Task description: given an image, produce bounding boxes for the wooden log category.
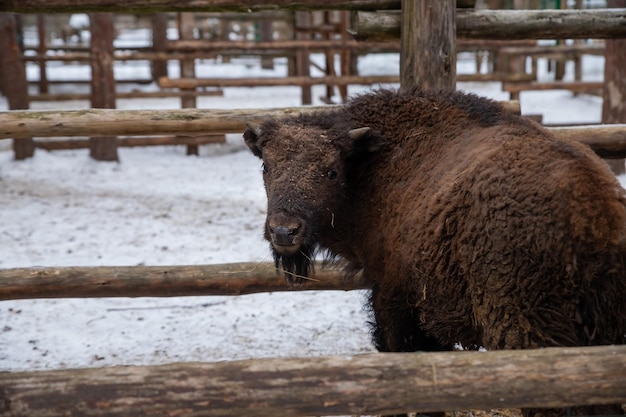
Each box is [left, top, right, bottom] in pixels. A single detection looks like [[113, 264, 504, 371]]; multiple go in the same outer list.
[[89, 12, 118, 162], [552, 125, 626, 159], [28, 89, 224, 102], [0, 13, 34, 160], [400, 0, 456, 90], [0, 262, 363, 301], [0, 0, 402, 13], [169, 39, 395, 52], [498, 43, 605, 57], [602, 0, 626, 174], [1, 346, 625, 417], [150, 13, 168, 81], [354, 9, 626, 41], [0, 102, 524, 140], [502, 81, 604, 94], [159, 74, 534, 89], [33, 135, 227, 150], [158, 75, 401, 88]]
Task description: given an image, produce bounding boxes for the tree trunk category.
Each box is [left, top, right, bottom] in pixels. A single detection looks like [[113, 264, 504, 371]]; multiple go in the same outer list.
[[89, 13, 118, 161], [602, 0, 626, 175], [0, 12, 34, 160], [400, 0, 456, 91]]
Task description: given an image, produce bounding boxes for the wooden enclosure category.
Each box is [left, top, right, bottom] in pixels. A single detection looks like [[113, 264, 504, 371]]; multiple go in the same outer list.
[[1, 1, 626, 416]]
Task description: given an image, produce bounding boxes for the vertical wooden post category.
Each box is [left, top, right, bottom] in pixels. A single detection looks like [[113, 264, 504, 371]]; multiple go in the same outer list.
[[176, 13, 224, 154], [294, 11, 312, 105], [338, 11, 351, 103], [0, 12, 34, 160], [602, 0, 626, 175], [36, 15, 48, 94], [258, 12, 274, 70], [151, 13, 169, 82], [400, 0, 456, 91], [177, 12, 199, 156], [322, 11, 337, 104], [89, 13, 118, 161]]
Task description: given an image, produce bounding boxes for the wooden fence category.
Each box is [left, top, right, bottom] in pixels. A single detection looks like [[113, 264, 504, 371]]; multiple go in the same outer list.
[[1, 2, 626, 416]]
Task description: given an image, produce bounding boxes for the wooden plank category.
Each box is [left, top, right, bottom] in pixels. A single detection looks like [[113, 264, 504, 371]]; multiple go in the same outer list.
[[354, 8, 626, 41], [0, 0, 402, 13], [0, 262, 361, 300], [400, 0, 456, 90], [0, 103, 525, 140], [1, 346, 625, 417]]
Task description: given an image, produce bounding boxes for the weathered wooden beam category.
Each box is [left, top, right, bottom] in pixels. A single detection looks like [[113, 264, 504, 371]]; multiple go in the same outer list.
[[354, 8, 626, 41], [0, 262, 363, 301], [552, 124, 626, 158], [502, 81, 604, 94], [158, 74, 534, 90], [400, 0, 456, 90], [0, 103, 522, 140], [1, 346, 625, 417], [33, 135, 226, 150], [158, 75, 401, 88], [0, 0, 401, 13], [28, 89, 223, 102]]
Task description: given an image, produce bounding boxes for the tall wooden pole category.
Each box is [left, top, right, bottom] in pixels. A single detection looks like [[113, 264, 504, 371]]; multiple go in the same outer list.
[[89, 13, 119, 161], [0, 12, 34, 160], [150, 13, 169, 81], [602, 0, 626, 174], [400, 0, 456, 91]]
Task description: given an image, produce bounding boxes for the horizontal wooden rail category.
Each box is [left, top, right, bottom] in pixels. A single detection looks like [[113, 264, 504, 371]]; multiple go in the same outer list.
[[28, 89, 224, 102], [1, 346, 625, 417], [33, 135, 226, 150], [0, 102, 522, 139], [1, 0, 402, 13], [158, 73, 534, 89], [5, 109, 626, 157], [0, 262, 365, 301], [503, 81, 604, 94], [354, 8, 626, 41], [498, 43, 605, 57]]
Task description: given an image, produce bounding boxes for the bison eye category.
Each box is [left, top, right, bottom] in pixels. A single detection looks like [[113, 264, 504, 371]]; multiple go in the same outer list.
[[262, 163, 269, 175], [326, 169, 338, 180]]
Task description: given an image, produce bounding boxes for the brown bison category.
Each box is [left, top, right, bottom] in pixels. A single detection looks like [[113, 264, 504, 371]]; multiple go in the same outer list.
[[244, 88, 626, 417]]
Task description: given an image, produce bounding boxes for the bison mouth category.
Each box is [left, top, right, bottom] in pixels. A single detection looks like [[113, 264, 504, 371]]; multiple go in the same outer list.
[[266, 214, 316, 284]]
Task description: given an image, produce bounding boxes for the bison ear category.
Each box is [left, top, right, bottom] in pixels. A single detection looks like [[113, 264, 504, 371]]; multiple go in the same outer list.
[[244, 121, 264, 158], [346, 126, 385, 155]]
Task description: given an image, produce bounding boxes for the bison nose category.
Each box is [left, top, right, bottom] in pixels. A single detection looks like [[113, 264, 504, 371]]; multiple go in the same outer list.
[[270, 224, 300, 246]]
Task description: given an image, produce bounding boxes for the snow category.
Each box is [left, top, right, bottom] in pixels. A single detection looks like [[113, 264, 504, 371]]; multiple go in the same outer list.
[[0, 36, 619, 373]]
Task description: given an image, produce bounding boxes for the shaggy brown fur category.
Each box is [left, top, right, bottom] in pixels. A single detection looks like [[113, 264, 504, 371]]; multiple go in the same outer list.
[[244, 88, 626, 417]]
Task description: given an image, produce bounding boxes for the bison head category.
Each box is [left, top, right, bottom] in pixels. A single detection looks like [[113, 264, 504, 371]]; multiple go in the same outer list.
[[244, 117, 383, 284]]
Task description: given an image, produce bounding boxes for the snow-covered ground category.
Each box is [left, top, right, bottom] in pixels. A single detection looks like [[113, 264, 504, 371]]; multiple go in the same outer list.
[[0, 27, 617, 372]]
